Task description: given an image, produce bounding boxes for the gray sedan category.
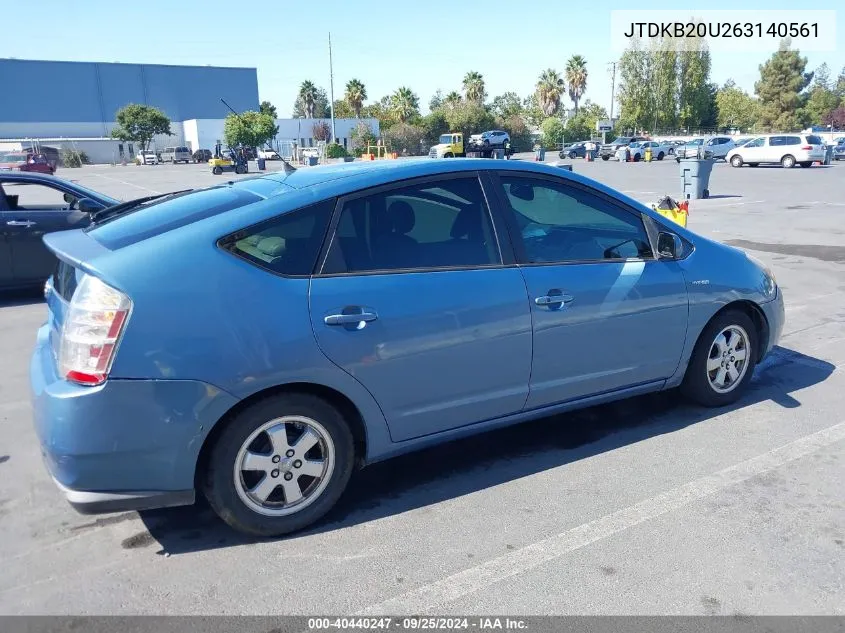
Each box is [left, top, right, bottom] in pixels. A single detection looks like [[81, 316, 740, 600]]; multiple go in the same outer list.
[[0, 172, 118, 290]]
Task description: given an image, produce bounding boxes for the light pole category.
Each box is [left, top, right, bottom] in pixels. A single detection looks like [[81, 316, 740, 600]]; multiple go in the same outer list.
[[328, 33, 337, 144]]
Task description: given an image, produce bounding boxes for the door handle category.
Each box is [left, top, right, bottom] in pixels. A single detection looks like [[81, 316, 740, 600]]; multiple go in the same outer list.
[[6, 220, 36, 227], [324, 307, 379, 328], [535, 292, 575, 307]]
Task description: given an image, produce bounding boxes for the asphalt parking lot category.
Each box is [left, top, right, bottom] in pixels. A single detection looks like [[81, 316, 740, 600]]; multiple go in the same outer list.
[[1, 157, 844, 615]]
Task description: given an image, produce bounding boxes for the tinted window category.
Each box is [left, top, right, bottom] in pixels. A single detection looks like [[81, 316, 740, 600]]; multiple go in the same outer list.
[[224, 198, 334, 276], [499, 176, 653, 263], [745, 138, 765, 148], [87, 186, 262, 250], [322, 177, 499, 274], [784, 136, 801, 145], [806, 135, 823, 145], [769, 136, 786, 146]]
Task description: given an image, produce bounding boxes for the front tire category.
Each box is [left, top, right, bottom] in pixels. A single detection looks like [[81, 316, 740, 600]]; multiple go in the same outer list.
[[730, 155, 743, 168], [601, 155, 609, 161], [203, 393, 355, 537], [681, 310, 758, 407], [212, 166, 223, 175], [657, 152, 665, 161]]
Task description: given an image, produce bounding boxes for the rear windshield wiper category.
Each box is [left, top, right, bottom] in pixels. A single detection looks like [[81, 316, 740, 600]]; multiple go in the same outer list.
[[89, 189, 193, 224]]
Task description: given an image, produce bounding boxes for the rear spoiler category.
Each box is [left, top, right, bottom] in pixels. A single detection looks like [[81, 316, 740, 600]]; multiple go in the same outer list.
[[42, 229, 113, 279]]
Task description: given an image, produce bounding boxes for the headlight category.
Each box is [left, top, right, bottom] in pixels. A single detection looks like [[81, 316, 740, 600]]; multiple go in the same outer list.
[[747, 254, 777, 298]]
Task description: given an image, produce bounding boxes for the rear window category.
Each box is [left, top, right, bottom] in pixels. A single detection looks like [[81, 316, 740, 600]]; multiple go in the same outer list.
[[178, 147, 189, 152], [806, 135, 823, 145], [86, 186, 262, 250]]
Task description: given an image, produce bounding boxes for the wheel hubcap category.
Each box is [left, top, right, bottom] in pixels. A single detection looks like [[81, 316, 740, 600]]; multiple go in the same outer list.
[[233, 416, 335, 517], [706, 325, 751, 394]]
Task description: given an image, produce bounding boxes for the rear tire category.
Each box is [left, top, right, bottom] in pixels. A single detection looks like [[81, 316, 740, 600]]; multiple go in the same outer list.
[[781, 154, 796, 169], [203, 393, 355, 537], [569, 151, 577, 159], [681, 310, 758, 407], [657, 152, 665, 160], [601, 155, 609, 161], [444, 152, 453, 158], [212, 166, 223, 175], [730, 155, 743, 168]]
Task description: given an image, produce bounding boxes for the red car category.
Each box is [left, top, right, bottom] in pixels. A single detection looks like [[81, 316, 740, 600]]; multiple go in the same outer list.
[[0, 151, 55, 174]]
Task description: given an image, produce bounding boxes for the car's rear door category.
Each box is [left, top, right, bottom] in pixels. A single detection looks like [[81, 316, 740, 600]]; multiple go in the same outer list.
[[490, 171, 689, 409], [309, 173, 533, 442], [0, 179, 90, 284]]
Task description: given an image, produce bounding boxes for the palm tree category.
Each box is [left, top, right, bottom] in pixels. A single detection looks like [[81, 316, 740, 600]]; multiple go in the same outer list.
[[298, 80, 318, 118], [462, 71, 486, 104], [565, 55, 588, 114], [390, 87, 420, 123], [536, 69, 565, 117], [444, 91, 462, 107], [345, 79, 367, 118]]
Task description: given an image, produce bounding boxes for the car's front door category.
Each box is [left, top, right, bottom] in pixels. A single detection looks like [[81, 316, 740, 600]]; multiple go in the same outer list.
[[309, 173, 533, 442], [0, 180, 90, 284], [492, 173, 689, 410], [740, 137, 766, 162]]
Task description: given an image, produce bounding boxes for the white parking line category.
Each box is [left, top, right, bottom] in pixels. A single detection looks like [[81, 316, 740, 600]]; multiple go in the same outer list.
[[356, 421, 845, 615], [89, 173, 161, 194]]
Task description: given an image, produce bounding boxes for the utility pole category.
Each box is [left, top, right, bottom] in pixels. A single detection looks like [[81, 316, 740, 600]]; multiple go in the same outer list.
[[608, 62, 617, 124], [329, 33, 336, 144]]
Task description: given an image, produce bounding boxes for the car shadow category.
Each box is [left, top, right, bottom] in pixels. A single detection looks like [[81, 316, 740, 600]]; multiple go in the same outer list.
[[703, 194, 742, 200], [0, 287, 44, 307], [138, 345, 835, 555]]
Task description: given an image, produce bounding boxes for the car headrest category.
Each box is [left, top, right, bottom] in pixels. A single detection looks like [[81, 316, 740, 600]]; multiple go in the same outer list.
[[450, 207, 481, 240], [388, 200, 415, 234], [257, 236, 285, 256]]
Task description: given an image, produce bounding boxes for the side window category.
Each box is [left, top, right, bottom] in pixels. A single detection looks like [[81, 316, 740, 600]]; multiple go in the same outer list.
[[807, 135, 823, 145], [1, 182, 72, 210], [224, 198, 334, 276], [785, 136, 801, 146], [746, 138, 765, 148], [322, 177, 500, 274], [769, 136, 785, 146], [499, 176, 653, 264]]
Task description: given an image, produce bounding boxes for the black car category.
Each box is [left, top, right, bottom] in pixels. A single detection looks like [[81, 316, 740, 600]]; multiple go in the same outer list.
[[559, 142, 588, 159], [193, 149, 213, 163], [0, 172, 118, 290]]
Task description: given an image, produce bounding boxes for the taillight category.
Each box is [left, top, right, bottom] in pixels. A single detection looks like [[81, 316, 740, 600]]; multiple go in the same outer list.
[[801, 145, 812, 150], [58, 274, 131, 386]]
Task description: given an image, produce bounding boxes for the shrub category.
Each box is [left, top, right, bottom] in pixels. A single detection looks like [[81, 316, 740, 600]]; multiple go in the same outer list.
[[350, 121, 378, 156], [384, 123, 426, 156], [325, 143, 348, 159], [499, 115, 533, 152], [61, 149, 89, 168], [312, 121, 332, 143], [540, 117, 566, 150]]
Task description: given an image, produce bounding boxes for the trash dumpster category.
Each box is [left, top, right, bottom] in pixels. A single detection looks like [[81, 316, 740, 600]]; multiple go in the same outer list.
[[257, 157, 266, 171], [306, 156, 318, 167], [679, 158, 714, 200]]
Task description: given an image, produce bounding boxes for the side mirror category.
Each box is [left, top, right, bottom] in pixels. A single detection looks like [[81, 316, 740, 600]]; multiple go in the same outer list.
[[77, 198, 104, 213], [657, 232, 682, 259]]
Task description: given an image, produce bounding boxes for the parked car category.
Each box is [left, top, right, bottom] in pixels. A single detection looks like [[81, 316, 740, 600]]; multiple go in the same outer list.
[[30, 159, 785, 537], [137, 150, 158, 165], [675, 138, 705, 160], [0, 172, 118, 289], [0, 151, 55, 175], [559, 142, 589, 159], [627, 140, 673, 161], [833, 141, 845, 161], [726, 134, 826, 168], [258, 148, 282, 160], [160, 146, 193, 164], [600, 136, 648, 160], [193, 149, 213, 163]]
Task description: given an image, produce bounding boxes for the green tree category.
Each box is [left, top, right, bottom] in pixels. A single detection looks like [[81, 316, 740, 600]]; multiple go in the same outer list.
[[429, 90, 444, 112], [344, 79, 367, 118], [259, 100, 278, 119], [223, 111, 279, 149], [293, 82, 330, 118], [350, 121, 378, 156], [362, 95, 398, 130], [540, 117, 566, 149], [835, 66, 845, 101], [755, 39, 813, 132], [110, 104, 172, 152], [384, 122, 427, 155], [650, 43, 678, 132], [803, 63, 841, 126], [715, 80, 760, 132], [442, 101, 496, 141], [522, 93, 546, 128], [536, 68, 565, 117], [390, 87, 421, 123], [420, 110, 450, 146], [677, 35, 712, 130], [564, 100, 609, 141], [617, 39, 651, 133], [498, 114, 533, 152], [332, 99, 354, 118], [462, 71, 486, 104], [565, 55, 588, 113], [443, 91, 463, 107], [491, 92, 524, 119]]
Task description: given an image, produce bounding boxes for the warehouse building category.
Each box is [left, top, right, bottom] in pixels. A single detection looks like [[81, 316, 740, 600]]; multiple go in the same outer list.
[[0, 58, 378, 164]]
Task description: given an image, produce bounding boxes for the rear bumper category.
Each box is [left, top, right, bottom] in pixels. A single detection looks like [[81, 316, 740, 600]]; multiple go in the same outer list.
[[30, 324, 238, 514]]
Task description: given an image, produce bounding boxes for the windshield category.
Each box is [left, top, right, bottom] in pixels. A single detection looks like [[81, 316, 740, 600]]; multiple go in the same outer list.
[[686, 139, 704, 146], [0, 153, 27, 163], [439, 135, 453, 144], [629, 142, 642, 148], [611, 137, 629, 144]]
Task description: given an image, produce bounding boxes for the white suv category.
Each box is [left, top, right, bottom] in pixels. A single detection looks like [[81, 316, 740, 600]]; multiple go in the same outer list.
[[727, 134, 825, 168]]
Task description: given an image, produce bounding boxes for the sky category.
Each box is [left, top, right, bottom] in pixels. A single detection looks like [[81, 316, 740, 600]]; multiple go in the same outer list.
[[3, 0, 844, 119]]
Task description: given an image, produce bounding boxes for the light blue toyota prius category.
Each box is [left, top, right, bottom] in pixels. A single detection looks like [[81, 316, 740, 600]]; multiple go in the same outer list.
[[31, 158, 784, 536]]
